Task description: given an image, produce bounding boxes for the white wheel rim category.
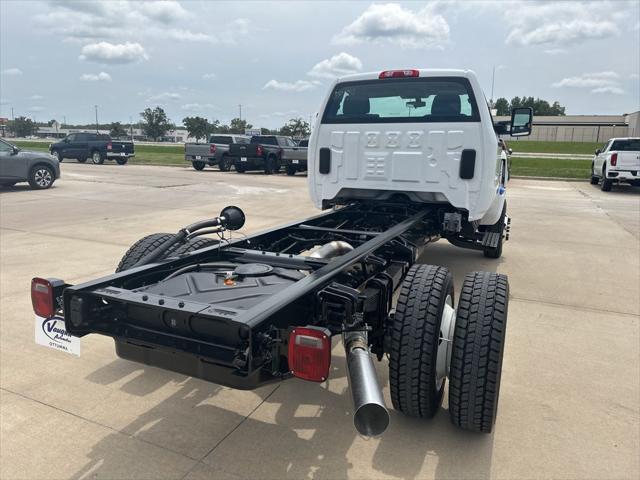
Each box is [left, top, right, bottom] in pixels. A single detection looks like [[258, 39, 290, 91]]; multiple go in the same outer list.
[[34, 169, 52, 187], [436, 294, 456, 389], [93, 153, 100, 163]]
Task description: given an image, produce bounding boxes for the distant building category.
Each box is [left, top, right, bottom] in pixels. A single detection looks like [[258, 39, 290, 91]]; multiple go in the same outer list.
[[496, 111, 639, 142]]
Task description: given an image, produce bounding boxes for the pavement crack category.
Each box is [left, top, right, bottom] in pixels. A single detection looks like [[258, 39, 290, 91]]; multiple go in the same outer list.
[[0, 387, 199, 462], [510, 295, 639, 318], [179, 384, 282, 480]]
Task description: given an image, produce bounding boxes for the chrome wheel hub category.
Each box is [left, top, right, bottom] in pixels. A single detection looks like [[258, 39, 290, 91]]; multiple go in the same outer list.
[[34, 169, 52, 187], [436, 294, 456, 388]]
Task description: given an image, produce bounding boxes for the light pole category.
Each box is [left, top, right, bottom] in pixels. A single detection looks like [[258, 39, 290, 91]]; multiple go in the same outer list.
[[94, 105, 99, 132], [238, 104, 242, 121]]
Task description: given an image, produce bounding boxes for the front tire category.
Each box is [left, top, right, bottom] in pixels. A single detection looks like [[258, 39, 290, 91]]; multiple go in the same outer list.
[[218, 155, 231, 171], [192, 161, 206, 171], [483, 202, 506, 259], [116, 158, 128, 165], [28, 165, 55, 189], [590, 163, 599, 184], [265, 155, 277, 174], [286, 165, 297, 176], [77, 157, 87, 163], [390, 264, 454, 418], [449, 272, 509, 433], [91, 150, 104, 165]]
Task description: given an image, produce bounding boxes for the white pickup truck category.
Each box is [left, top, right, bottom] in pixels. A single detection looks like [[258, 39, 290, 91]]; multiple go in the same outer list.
[[591, 137, 640, 191], [308, 68, 532, 258]]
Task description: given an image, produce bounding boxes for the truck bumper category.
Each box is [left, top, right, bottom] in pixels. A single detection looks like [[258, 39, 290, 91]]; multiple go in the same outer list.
[[186, 155, 216, 164], [107, 154, 135, 160], [284, 159, 308, 170], [233, 157, 265, 169], [608, 169, 639, 182]]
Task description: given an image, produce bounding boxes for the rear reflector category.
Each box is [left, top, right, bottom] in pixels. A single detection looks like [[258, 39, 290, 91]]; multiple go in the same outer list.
[[379, 69, 419, 79], [31, 277, 56, 318], [288, 326, 331, 382], [210, 144, 216, 154], [611, 153, 618, 166]]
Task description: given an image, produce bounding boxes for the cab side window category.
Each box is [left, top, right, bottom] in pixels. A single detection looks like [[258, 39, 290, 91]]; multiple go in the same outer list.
[[0, 140, 13, 153]]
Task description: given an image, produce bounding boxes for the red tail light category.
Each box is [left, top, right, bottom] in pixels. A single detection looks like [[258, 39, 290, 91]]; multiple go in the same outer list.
[[209, 144, 216, 154], [107, 142, 113, 151], [610, 153, 617, 166], [288, 327, 331, 382], [31, 278, 56, 318], [379, 69, 419, 79], [255, 145, 263, 156]]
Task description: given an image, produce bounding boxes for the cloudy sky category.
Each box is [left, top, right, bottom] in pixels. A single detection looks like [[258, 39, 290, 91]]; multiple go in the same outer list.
[[1, 0, 638, 128]]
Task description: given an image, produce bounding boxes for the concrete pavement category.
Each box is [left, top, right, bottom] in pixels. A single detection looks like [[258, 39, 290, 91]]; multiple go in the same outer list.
[[1, 164, 638, 479]]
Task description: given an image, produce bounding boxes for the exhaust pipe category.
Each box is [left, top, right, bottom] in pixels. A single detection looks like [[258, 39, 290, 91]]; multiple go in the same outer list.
[[344, 332, 390, 437]]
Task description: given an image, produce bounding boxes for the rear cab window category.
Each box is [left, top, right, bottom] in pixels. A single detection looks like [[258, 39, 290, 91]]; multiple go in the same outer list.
[[210, 136, 233, 145], [611, 139, 640, 151], [321, 77, 480, 124]]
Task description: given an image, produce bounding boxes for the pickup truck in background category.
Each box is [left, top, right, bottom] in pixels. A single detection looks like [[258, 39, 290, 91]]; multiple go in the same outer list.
[[228, 135, 306, 174], [591, 137, 640, 191], [49, 133, 134, 165], [283, 138, 308, 176], [184, 134, 250, 171]]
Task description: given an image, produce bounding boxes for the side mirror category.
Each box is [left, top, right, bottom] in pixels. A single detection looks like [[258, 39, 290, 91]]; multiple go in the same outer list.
[[508, 148, 513, 155], [595, 149, 601, 155], [11, 146, 19, 155], [510, 107, 533, 137]]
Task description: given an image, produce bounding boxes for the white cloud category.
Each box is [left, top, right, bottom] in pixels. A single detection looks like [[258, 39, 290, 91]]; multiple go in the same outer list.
[[29, 106, 45, 112], [80, 72, 112, 82], [167, 29, 214, 42], [334, 3, 449, 49], [504, 2, 618, 46], [181, 103, 217, 111], [147, 92, 182, 102], [308, 52, 362, 79], [263, 80, 317, 92], [553, 71, 626, 95], [30, 94, 44, 100], [202, 73, 217, 80], [79, 42, 148, 64], [592, 86, 625, 95], [135, 1, 190, 24], [553, 72, 619, 88], [2, 68, 22, 76]]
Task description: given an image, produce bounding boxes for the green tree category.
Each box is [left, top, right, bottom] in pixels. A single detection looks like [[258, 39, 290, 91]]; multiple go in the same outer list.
[[229, 117, 253, 134], [182, 116, 211, 142], [279, 117, 310, 138], [109, 121, 127, 138], [494, 98, 510, 116], [140, 106, 171, 141], [508, 97, 565, 116], [8, 116, 37, 137]]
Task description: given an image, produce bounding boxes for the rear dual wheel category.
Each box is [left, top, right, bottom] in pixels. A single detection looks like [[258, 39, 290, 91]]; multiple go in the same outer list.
[[390, 265, 509, 433]]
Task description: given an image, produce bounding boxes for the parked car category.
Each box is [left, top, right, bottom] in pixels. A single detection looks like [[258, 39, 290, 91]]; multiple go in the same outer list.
[[49, 133, 134, 165], [227, 135, 306, 174], [185, 134, 250, 171], [591, 137, 640, 191], [283, 139, 308, 175], [0, 138, 60, 189]]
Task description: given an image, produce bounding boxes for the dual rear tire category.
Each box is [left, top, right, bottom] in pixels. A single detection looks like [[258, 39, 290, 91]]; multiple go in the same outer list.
[[389, 264, 509, 433]]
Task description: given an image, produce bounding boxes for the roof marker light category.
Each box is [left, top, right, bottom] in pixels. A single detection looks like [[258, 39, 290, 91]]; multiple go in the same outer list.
[[379, 69, 420, 79]]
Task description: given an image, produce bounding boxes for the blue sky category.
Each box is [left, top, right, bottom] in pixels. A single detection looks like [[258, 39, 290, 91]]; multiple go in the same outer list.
[[1, 1, 638, 129]]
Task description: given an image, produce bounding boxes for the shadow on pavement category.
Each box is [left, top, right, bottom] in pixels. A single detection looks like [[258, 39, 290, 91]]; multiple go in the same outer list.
[[71, 241, 500, 479]]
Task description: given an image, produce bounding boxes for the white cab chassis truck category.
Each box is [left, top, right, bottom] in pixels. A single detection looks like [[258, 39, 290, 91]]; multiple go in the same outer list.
[[309, 68, 532, 258], [33, 69, 533, 439]]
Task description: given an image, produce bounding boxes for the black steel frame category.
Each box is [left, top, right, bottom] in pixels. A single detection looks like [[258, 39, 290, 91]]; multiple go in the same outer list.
[[61, 201, 444, 389]]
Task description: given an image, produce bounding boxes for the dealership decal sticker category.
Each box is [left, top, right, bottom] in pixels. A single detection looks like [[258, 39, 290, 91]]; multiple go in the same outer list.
[[35, 315, 80, 356]]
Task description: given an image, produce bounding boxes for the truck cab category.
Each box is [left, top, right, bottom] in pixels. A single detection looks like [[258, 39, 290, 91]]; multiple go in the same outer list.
[[308, 69, 531, 228]]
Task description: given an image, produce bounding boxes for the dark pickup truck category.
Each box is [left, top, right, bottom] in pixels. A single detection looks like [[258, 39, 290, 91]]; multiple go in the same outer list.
[[228, 135, 306, 174], [49, 133, 135, 165]]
